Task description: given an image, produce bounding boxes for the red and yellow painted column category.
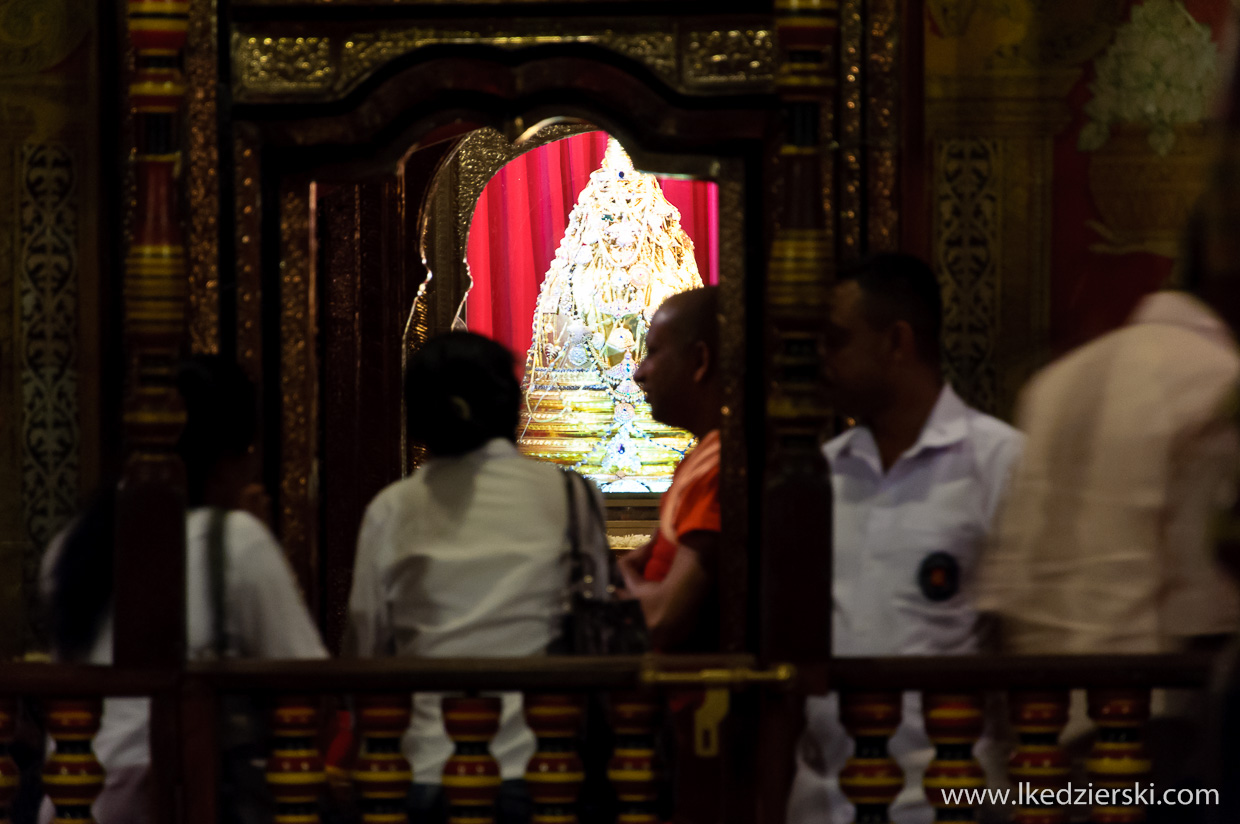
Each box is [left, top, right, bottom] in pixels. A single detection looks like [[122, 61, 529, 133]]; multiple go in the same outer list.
[[267, 696, 327, 823], [42, 700, 105, 824], [923, 692, 986, 821], [442, 696, 503, 824], [1010, 691, 1070, 824], [353, 694, 413, 824], [608, 693, 661, 824], [838, 691, 903, 823], [113, 0, 190, 668], [523, 694, 585, 824], [1087, 690, 1151, 824]]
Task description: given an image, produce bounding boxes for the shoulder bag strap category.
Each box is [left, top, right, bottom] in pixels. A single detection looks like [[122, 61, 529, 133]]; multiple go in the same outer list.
[[564, 470, 610, 596], [562, 470, 586, 591], [207, 507, 228, 659]]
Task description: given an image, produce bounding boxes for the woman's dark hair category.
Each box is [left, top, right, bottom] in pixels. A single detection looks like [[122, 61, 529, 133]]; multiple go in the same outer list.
[[406, 332, 521, 457], [176, 355, 257, 506], [48, 357, 256, 658], [47, 486, 115, 660]]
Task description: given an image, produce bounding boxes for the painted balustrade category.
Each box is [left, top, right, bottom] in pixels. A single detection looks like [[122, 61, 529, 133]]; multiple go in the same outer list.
[[524, 694, 586, 824], [1009, 691, 1071, 824], [839, 691, 903, 824], [354, 694, 414, 824], [267, 695, 327, 824], [1087, 689, 1152, 824], [43, 699, 104, 824], [922, 692, 985, 822], [442, 696, 504, 824], [827, 686, 1162, 824], [607, 692, 661, 824]]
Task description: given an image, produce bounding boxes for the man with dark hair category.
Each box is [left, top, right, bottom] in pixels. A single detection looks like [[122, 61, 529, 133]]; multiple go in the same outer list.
[[620, 286, 722, 652], [788, 254, 1023, 824]]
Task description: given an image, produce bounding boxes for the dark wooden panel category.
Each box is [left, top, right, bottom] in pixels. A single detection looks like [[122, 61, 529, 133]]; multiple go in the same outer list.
[[317, 139, 455, 653]]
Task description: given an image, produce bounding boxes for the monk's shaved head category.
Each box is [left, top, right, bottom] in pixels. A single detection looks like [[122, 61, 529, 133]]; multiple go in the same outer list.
[[653, 286, 719, 363], [635, 285, 723, 436]]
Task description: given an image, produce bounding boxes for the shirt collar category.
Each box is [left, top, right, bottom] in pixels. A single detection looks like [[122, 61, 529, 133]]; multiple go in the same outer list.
[[1128, 291, 1236, 349], [825, 384, 970, 468], [425, 437, 518, 465]]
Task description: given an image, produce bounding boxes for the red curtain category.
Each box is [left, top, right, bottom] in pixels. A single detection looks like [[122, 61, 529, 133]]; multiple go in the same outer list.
[[465, 131, 719, 366]]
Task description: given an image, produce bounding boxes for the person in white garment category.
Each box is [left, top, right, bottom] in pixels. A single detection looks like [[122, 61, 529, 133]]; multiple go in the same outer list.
[[977, 234, 1240, 653], [40, 356, 327, 824], [977, 197, 1240, 824], [786, 254, 1024, 824], [344, 331, 611, 824]]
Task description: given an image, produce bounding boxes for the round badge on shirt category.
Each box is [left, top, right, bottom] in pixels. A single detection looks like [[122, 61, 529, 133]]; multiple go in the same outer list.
[[917, 551, 960, 602]]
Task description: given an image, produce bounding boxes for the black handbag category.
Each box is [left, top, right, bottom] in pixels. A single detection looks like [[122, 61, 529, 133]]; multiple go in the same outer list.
[[551, 470, 650, 656], [207, 509, 275, 824]]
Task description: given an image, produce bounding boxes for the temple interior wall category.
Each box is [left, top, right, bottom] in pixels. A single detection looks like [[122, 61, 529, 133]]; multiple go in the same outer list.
[[0, 0, 1230, 656]]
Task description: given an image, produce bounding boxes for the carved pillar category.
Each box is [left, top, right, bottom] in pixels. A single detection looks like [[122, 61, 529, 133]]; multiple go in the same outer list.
[[838, 692, 903, 824], [42, 699, 104, 823], [353, 694, 413, 824], [763, 0, 838, 662], [523, 694, 585, 824], [1087, 689, 1151, 824], [113, 0, 189, 668], [441, 696, 502, 824], [267, 696, 326, 823], [922, 692, 985, 821], [1009, 691, 1070, 824]]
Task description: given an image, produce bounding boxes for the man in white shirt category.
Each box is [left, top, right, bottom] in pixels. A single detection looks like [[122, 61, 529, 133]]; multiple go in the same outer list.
[[787, 254, 1023, 824]]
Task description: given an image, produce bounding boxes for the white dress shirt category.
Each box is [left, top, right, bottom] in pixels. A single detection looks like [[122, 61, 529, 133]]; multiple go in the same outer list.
[[345, 438, 610, 783], [40, 509, 326, 782], [788, 384, 1024, 824], [978, 291, 1240, 653]]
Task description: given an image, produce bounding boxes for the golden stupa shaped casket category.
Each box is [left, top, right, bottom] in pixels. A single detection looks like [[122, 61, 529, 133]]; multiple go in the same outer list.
[[518, 138, 701, 492]]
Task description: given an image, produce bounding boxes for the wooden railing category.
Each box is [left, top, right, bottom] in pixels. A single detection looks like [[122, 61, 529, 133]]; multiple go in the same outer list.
[[0, 653, 1220, 824]]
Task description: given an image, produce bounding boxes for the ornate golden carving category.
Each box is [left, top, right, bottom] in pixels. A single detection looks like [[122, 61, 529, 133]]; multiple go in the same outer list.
[[234, 126, 263, 381], [608, 32, 676, 81], [0, 0, 90, 76], [234, 34, 335, 94], [233, 22, 776, 102], [934, 138, 1002, 414], [335, 28, 675, 97], [838, 0, 864, 261], [926, 0, 1089, 417], [683, 29, 776, 86], [866, 0, 900, 253], [187, 0, 220, 355], [278, 181, 318, 599]]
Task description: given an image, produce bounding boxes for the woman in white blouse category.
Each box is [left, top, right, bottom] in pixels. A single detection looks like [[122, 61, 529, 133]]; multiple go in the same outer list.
[[41, 356, 326, 824], [345, 332, 610, 824]]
